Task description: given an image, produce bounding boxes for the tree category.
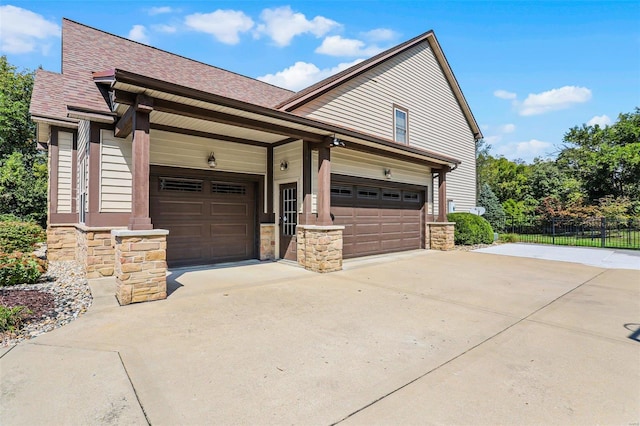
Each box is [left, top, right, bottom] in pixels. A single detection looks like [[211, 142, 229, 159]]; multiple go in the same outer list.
[[478, 183, 505, 230], [0, 152, 47, 226], [0, 56, 36, 160], [558, 108, 640, 202]]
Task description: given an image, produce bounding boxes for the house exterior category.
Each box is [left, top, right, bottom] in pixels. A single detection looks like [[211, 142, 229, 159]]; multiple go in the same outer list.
[[30, 19, 482, 304]]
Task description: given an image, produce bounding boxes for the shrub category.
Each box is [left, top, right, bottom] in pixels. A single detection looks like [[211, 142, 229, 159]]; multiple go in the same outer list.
[[0, 220, 45, 253], [500, 233, 519, 243], [0, 252, 42, 286], [447, 212, 494, 245], [0, 305, 31, 333]]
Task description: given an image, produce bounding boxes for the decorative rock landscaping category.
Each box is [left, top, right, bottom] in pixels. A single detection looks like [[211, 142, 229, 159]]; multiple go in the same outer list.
[[0, 260, 92, 347]]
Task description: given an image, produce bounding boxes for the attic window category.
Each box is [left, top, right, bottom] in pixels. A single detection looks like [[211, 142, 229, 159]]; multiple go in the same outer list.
[[394, 106, 408, 144]]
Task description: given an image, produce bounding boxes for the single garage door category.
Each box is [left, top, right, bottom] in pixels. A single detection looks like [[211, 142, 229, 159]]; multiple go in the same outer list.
[[331, 180, 424, 258], [150, 167, 256, 267]]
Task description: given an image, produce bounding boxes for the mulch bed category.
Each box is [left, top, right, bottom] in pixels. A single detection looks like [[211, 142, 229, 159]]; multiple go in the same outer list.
[[0, 289, 55, 322]]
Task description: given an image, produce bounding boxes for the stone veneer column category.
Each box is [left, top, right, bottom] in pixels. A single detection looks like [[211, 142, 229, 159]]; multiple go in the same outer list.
[[296, 225, 344, 273], [46, 225, 77, 261], [259, 224, 276, 260], [111, 229, 169, 305], [76, 225, 124, 278], [426, 222, 455, 251]]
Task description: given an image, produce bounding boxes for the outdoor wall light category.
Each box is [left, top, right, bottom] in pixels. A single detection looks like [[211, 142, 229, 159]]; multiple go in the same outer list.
[[329, 134, 346, 148], [207, 152, 217, 168], [280, 160, 289, 171], [384, 168, 392, 179]]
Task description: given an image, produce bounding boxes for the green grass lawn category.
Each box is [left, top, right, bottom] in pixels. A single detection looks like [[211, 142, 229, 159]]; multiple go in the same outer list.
[[501, 231, 640, 250]]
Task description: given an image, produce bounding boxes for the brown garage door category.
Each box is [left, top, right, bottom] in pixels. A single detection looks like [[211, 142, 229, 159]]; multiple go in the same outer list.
[[331, 180, 424, 259], [150, 167, 256, 267]]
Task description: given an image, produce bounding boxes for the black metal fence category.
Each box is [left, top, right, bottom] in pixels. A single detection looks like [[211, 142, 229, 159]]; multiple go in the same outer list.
[[497, 216, 640, 250]]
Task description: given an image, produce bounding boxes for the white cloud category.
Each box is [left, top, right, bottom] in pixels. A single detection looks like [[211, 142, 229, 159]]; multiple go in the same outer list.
[[519, 86, 592, 116], [0, 5, 60, 54], [499, 123, 516, 133], [315, 35, 383, 57], [185, 10, 254, 45], [484, 135, 502, 144], [152, 24, 177, 34], [497, 139, 553, 162], [587, 114, 611, 127], [494, 89, 517, 100], [127, 25, 150, 44], [148, 6, 173, 15], [257, 59, 363, 91], [255, 6, 339, 46], [361, 28, 397, 42]]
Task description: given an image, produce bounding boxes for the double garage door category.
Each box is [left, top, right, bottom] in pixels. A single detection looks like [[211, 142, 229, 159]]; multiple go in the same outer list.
[[331, 179, 425, 259], [150, 167, 256, 267]]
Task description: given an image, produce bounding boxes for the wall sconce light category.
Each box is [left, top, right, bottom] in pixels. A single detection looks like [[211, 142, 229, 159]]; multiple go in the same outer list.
[[329, 134, 346, 148], [384, 168, 392, 179], [279, 160, 289, 171], [207, 152, 217, 168]]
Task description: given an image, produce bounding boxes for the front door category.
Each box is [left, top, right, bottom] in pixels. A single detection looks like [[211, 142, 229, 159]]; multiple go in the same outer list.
[[279, 183, 297, 260]]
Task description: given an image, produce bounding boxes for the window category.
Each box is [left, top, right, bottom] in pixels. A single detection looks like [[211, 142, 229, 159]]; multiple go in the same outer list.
[[394, 106, 408, 144], [160, 177, 203, 192], [357, 187, 379, 199], [403, 191, 420, 203], [211, 182, 246, 195], [331, 185, 353, 197], [381, 189, 401, 201]]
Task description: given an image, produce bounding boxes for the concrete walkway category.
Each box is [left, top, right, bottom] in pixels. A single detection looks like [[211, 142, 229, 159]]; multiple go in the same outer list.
[[475, 243, 640, 270], [1, 249, 639, 425]]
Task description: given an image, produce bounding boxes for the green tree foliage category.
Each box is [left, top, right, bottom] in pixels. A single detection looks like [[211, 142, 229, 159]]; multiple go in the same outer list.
[[0, 152, 47, 226], [477, 183, 505, 230], [558, 109, 640, 202], [0, 56, 36, 159], [0, 57, 46, 225]]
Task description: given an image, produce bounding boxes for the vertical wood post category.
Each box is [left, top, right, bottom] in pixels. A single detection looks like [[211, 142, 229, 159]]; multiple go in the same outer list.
[[438, 167, 449, 222], [317, 143, 332, 226], [129, 95, 153, 230]]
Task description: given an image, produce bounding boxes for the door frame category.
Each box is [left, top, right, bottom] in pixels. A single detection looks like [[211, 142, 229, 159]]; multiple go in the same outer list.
[[274, 178, 301, 259]]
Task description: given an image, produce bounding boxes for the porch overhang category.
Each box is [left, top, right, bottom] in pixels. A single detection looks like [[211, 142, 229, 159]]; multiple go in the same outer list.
[[95, 68, 461, 170]]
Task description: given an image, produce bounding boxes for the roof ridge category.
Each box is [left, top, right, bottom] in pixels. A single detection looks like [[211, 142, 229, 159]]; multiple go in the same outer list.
[[61, 18, 294, 95]]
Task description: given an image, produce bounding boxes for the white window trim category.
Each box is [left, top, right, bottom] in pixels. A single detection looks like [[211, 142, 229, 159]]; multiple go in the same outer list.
[[393, 105, 408, 144]]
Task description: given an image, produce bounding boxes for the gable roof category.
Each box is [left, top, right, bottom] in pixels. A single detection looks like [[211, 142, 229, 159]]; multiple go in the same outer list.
[[277, 30, 482, 140], [30, 70, 69, 121]]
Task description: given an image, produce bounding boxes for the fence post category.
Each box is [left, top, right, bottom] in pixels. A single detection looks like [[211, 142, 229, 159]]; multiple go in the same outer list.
[[600, 217, 606, 248], [552, 218, 556, 245]]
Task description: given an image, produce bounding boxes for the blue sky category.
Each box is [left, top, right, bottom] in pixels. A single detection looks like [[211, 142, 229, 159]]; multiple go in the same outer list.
[[1, 0, 638, 163]]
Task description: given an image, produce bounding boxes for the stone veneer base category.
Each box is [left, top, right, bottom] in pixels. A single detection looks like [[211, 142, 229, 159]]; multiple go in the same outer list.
[[426, 222, 455, 251], [112, 229, 169, 305], [297, 225, 344, 273], [259, 224, 276, 260], [46, 225, 77, 261]]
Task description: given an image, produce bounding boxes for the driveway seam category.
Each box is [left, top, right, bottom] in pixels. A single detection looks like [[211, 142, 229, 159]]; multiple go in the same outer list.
[[117, 351, 152, 426], [331, 269, 608, 425], [0, 344, 16, 359], [523, 318, 639, 346]]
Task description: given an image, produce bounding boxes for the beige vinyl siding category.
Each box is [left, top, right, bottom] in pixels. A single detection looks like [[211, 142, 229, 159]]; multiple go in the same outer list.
[[100, 130, 132, 212], [273, 140, 303, 213], [149, 129, 266, 175], [293, 42, 476, 212], [57, 131, 74, 213]]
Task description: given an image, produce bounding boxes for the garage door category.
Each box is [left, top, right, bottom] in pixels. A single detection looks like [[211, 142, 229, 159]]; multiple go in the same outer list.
[[150, 168, 256, 267], [331, 180, 424, 259]]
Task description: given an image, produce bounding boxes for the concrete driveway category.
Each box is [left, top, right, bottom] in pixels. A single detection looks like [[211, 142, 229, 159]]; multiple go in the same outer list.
[[1, 249, 639, 425]]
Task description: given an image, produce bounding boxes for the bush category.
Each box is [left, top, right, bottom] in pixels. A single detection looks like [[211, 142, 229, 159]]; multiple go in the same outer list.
[[0, 220, 45, 253], [499, 233, 519, 243], [447, 212, 494, 245], [0, 252, 42, 286], [0, 305, 31, 333], [478, 183, 506, 230]]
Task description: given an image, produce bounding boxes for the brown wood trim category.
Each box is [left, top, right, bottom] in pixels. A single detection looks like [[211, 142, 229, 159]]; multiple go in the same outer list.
[[49, 212, 79, 224], [272, 137, 299, 147], [299, 140, 314, 225], [49, 128, 59, 219], [438, 169, 448, 222], [317, 144, 331, 226], [266, 145, 274, 217], [71, 131, 78, 213], [115, 104, 134, 138], [84, 212, 129, 227], [150, 123, 269, 147], [129, 106, 153, 230]]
